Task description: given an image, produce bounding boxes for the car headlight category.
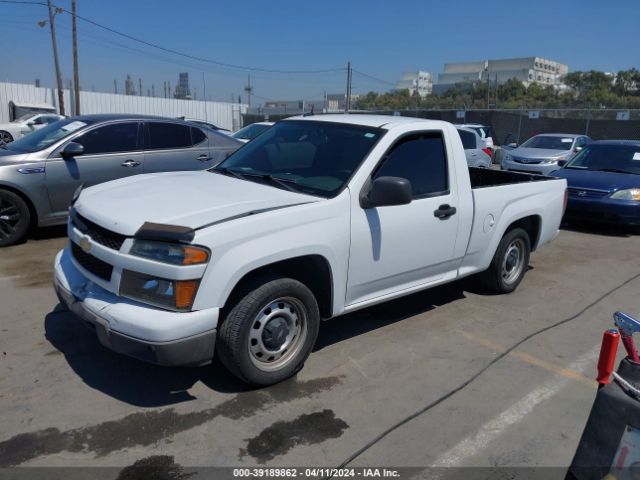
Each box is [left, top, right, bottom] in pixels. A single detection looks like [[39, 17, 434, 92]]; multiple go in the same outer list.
[[130, 240, 209, 265], [120, 270, 200, 311], [610, 188, 640, 201], [504, 154, 512, 162], [544, 156, 565, 164]]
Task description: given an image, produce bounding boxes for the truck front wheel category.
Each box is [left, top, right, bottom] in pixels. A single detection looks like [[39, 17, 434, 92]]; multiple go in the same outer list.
[[479, 227, 531, 294], [217, 276, 320, 386]]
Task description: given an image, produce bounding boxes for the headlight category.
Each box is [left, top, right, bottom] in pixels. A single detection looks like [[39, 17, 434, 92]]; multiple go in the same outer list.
[[610, 188, 640, 201], [504, 154, 512, 162], [120, 270, 200, 311], [130, 240, 209, 265], [544, 156, 565, 164]]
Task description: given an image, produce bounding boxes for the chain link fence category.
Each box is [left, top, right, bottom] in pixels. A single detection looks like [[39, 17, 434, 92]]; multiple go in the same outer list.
[[243, 108, 640, 144]]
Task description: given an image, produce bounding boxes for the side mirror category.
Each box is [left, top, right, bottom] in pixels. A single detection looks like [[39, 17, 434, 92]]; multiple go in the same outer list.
[[360, 176, 412, 209], [61, 141, 84, 158], [507, 142, 518, 148], [557, 160, 568, 168], [574, 146, 583, 153]]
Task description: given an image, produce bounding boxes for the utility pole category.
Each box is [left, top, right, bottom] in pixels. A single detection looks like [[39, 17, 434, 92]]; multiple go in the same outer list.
[[244, 74, 253, 108], [71, 0, 80, 115], [114, 79, 118, 94], [139, 78, 143, 96], [151, 84, 155, 97], [345, 61, 352, 112], [42, 0, 65, 115]]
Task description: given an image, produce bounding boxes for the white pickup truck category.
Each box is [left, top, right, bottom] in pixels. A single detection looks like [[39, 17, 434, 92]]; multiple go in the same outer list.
[[53, 115, 567, 385]]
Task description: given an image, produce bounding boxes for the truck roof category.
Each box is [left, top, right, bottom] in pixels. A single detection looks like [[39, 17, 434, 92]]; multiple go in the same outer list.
[[284, 114, 446, 130]]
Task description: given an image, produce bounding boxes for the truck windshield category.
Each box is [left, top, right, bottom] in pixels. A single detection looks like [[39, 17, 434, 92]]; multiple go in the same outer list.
[[4, 118, 93, 153], [213, 120, 384, 197]]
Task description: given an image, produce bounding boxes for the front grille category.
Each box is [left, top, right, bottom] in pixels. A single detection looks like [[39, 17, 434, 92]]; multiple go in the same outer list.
[[71, 242, 113, 281], [72, 212, 126, 251], [568, 187, 609, 198], [514, 157, 542, 164]]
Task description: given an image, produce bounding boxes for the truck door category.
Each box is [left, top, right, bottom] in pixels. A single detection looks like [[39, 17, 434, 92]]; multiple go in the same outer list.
[[346, 131, 460, 306]]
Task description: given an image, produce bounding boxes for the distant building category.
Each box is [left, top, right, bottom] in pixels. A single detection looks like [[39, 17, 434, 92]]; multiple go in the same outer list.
[[125, 74, 135, 96], [174, 72, 191, 100], [395, 71, 432, 97], [433, 57, 569, 94]]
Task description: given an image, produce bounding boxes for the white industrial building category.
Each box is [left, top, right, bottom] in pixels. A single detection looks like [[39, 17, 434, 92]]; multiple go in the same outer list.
[[396, 71, 433, 97], [434, 57, 569, 93]]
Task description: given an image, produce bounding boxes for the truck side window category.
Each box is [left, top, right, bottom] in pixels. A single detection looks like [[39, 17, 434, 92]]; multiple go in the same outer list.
[[374, 133, 448, 198]]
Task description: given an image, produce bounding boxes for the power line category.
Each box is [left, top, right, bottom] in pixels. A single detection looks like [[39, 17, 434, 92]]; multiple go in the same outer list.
[[0, 0, 346, 75], [352, 69, 396, 87]]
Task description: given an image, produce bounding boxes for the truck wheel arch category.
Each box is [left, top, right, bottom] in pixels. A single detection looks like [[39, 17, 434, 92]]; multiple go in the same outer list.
[[504, 215, 541, 251], [222, 255, 334, 320]]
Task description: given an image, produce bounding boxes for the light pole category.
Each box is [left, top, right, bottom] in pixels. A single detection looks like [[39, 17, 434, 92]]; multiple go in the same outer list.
[[39, 1, 65, 116]]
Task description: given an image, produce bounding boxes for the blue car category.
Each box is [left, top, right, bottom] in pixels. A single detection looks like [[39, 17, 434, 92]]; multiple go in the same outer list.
[[551, 141, 640, 227]]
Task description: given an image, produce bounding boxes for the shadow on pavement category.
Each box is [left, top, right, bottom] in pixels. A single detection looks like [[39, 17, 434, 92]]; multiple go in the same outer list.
[[561, 220, 636, 238], [29, 224, 68, 241], [44, 306, 251, 407], [314, 282, 465, 350], [44, 282, 467, 406]]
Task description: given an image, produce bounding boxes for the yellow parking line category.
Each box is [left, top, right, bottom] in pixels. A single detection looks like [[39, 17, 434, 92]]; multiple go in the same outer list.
[[459, 331, 596, 388]]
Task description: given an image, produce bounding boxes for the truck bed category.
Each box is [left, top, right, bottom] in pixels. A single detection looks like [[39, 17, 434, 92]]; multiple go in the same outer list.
[[469, 167, 558, 189]]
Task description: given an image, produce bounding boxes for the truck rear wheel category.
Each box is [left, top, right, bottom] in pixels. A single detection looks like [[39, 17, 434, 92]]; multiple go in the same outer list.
[[479, 227, 530, 294], [217, 276, 320, 386]]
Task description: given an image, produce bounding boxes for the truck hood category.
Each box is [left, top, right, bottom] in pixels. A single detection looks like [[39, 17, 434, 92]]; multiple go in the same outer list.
[[551, 168, 640, 193], [510, 147, 570, 159], [75, 171, 321, 236]]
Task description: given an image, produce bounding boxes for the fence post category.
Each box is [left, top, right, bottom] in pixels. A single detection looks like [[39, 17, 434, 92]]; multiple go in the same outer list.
[[585, 109, 591, 136], [516, 105, 524, 144]]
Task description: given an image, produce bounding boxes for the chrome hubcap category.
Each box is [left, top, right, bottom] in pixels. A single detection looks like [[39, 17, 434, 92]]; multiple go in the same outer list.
[[248, 297, 307, 371], [501, 238, 525, 285], [0, 197, 21, 240]]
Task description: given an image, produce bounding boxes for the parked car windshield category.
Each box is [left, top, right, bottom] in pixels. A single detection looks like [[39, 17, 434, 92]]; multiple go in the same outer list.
[[213, 120, 384, 197], [232, 123, 272, 140], [565, 145, 640, 174], [13, 113, 40, 123], [4, 118, 93, 153], [520, 135, 574, 150]]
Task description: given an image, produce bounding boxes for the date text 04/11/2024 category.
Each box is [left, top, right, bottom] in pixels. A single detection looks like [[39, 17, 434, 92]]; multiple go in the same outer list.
[[232, 468, 401, 478]]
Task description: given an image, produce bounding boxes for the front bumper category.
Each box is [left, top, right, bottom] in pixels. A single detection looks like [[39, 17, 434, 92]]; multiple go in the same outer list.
[[53, 248, 219, 366], [564, 197, 640, 226], [502, 159, 561, 176]]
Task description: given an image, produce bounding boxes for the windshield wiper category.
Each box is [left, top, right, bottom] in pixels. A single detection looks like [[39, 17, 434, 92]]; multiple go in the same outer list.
[[593, 168, 639, 175], [239, 172, 301, 192], [212, 166, 245, 180], [212, 167, 302, 192]]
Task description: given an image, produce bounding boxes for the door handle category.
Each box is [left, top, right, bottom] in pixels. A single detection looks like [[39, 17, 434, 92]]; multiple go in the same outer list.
[[120, 159, 141, 167], [434, 204, 457, 219], [197, 154, 211, 162]]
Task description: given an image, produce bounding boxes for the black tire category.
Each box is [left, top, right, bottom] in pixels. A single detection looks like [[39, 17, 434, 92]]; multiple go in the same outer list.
[[0, 131, 13, 143], [217, 276, 320, 386], [0, 189, 31, 247], [478, 227, 531, 294]]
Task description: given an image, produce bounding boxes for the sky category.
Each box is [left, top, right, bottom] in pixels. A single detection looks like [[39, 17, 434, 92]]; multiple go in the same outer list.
[[0, 0, 639, 104]]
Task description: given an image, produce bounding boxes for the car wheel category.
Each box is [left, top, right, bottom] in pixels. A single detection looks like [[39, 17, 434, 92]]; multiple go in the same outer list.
[[0, 190, 31, 247], [479, 227, 530, 293], [217, 276, 320, 386], [0, 131, 13, 143]]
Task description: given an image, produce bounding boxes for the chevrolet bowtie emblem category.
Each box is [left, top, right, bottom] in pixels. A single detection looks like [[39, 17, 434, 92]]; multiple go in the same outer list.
[[577, 191, 587, 197], [79, 236, 91, 253]]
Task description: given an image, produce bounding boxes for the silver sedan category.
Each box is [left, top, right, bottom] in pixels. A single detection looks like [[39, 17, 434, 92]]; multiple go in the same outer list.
[[501, 133, 591, 175], [0, 114, 243, 246]]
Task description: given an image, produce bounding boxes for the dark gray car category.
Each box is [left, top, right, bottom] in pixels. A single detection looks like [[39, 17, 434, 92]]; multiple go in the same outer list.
[[0, 114, 242, 246]]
